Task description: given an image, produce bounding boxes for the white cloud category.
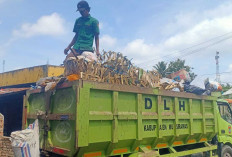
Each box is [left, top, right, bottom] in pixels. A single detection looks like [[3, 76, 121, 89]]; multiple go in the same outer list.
[[99, 36, 161, 68], [228, 64, 232, 71], [162, 12, 198, 36], [13, 13, 66, 38], [119, 13, 232, 68], [100, 34, 117, 50], [123, 39, 156, 56], [164, 15, 232, 50], [102, 10, 232, 69], [0, 13, 66, 57], [121, 39, 161, 67], [162, 2, 232, 36], [118, 2, 232, 70], [204, 2, 232, 19]]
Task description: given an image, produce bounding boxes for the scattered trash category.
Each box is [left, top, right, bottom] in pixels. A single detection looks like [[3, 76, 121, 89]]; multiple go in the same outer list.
[[44, 82, 57, 92], [167, 69, 191, 82], [204, 78, 222, 92], [160, 78, 184, 92], [33, 51, 223, 96], [36, 76, 66, 92], [184, 84, 206, 95], [11, 119, 40, 157]]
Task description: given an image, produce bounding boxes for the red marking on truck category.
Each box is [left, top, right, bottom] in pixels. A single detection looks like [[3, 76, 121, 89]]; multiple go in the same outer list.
[[84, 152, 102, 157], [156, 143, 167, 148], [200, 138, 207, 142], [173, 141, 183, 146], [113, 148, 128, 154], [146, 146, 151, 149], [53, 147, 65, 154], [187, 139, 196, 144]]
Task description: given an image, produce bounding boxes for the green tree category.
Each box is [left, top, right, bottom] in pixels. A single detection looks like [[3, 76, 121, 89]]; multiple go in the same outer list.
[[166, 59, 197, 81], [153, 61, 167, 77], [222, 83, 232, 92], [153, 58, 197, 81]]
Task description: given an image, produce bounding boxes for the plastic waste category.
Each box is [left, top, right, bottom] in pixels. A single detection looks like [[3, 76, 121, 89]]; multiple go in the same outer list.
[[184, 83, 206, 95], [204, 78, 222, 92], [81, 51, 97, 61], [36, 76, 60, 87], [160, 78, 184, 91], [45, 82, 57, 92], [11, 119, 40, 157]]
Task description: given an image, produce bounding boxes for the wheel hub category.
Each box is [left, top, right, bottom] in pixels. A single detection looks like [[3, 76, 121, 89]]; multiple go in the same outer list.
[[224, 152, 232, 157]]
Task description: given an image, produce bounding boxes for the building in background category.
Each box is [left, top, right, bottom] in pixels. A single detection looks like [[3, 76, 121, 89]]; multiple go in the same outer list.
[[0, 65, 64, 136]]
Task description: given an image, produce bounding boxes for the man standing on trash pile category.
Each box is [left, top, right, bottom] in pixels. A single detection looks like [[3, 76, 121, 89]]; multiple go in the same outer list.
[[64, 0, 100, 58]]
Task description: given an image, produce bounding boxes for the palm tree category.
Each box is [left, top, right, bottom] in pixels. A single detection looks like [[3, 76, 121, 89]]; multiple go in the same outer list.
[[153, 61, 167, 77]]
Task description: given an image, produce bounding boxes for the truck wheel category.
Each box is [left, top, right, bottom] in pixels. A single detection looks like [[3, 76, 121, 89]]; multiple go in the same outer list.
[[222, 145, 232, 157]]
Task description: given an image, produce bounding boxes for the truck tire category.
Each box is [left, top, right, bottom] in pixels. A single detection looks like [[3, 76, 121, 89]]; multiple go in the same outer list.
[[222, 145, 232, 157]]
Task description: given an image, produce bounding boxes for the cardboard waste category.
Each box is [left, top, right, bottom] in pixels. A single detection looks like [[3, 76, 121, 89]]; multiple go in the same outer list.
[[167, 69, 191, 82], [34, 51, 222, 96]]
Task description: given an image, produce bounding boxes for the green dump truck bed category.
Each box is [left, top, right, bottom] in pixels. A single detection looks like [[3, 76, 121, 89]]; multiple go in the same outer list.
[[23, 80, 218, 157]]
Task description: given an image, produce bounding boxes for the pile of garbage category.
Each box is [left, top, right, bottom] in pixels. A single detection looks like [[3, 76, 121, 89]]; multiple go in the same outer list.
[[64, 51, 161, 88], [184, 78, 222, 95], [35, 50, 222, 95]]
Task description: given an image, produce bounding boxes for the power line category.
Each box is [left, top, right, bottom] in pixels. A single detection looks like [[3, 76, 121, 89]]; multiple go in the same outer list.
[[221, 82, 232, 84], [166, 35, 232, 62], [192, 72, 232, 83], [136, 31, 232, 68], [197, 71, 232, 77], [139, 35, 232, 69]]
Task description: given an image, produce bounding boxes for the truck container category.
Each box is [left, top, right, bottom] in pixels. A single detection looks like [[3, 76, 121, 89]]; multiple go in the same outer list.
[[0, 65, 64, 136], [23, 80, 232, 157]]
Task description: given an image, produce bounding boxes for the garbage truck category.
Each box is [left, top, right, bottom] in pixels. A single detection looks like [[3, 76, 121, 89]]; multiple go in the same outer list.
[[22, 80, 232, 157]]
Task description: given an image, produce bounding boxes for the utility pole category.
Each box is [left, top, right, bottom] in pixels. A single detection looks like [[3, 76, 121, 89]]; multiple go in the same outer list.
[[2, 60, 5, 73], [47, 58, 49, 65], [215, 51, 220, 83]]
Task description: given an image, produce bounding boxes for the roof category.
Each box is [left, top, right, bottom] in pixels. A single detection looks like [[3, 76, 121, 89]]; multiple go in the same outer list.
[[222, 88, 232, 96], [0, 88, 29, 95], [0, 65, 64, 87]]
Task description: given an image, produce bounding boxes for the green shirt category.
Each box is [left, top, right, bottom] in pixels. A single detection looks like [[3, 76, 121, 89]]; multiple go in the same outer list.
[[73, 15, 99, 51]]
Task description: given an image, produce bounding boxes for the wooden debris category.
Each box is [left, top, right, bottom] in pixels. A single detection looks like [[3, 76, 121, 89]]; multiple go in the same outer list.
[[64, 51, 183, 91]]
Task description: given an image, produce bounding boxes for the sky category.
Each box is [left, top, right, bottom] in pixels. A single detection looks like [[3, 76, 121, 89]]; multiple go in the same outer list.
[[0, 0, 232, 87]]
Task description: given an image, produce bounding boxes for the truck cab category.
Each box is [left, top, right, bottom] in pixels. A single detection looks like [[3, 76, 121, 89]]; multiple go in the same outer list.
[[217, 99, 232, 157]]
